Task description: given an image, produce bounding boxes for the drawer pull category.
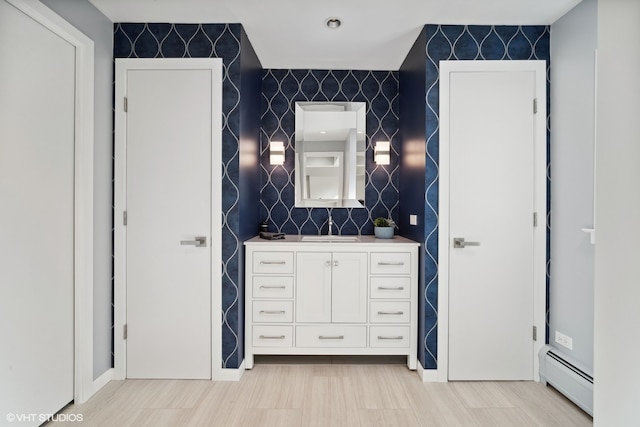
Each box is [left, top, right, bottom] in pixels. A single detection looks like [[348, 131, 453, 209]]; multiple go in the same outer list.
[[318, 335, 344, 340], [377, 262, 404, 266], [260, 261, 287, 265], [259, 335, 286, 340], [259, 310, 286, 315], [377, 335, 404, 340], [259, 285, 286, 289], [377, 286, 405, 291], [377, 311, 404, 316]]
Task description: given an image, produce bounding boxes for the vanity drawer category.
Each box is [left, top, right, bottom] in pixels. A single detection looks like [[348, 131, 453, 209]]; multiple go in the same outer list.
[[369, 326, 410, 348], [253, 325, 293, 347], [370, 301, 411, 323], [252, 276, 294, 299], [370, 277, 410, 299], [296, 325, 366, 348], [253, 301, 293, 323], [253, 251, 294, 274], [370, 252, 411, 275]]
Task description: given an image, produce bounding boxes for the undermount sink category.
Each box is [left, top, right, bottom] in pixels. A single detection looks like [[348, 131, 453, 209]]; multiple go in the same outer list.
[[301, 235, 360, 243]]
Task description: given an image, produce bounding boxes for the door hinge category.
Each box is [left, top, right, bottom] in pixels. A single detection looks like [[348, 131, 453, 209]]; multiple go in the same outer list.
[[123, 324, 128, 340], [124, 97, 128, 112], [533, 325, 537, 341], [123, 210, 127, 226], [533, 212, 538, 227], [533, 98, 538, 114]]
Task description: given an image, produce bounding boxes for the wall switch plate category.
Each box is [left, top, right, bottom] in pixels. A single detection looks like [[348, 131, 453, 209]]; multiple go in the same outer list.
[[410, 215, 417, 226], [555, 331, 573, 350]]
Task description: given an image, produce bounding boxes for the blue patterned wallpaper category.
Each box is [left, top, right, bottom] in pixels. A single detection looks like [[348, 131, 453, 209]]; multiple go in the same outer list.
[[399, 27, 428, 367], [111, 22, 550, 373], [421, 24, 551, 369], [236, 28, 263, 371], [114, 23, 260, 369], [260, 70, 399, 235]]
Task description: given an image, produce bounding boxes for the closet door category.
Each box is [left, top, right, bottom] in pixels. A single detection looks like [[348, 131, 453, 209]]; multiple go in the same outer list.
[[440, 61, 546, 381], [0, 0, 75, 421], [117, 59, 222, 379]]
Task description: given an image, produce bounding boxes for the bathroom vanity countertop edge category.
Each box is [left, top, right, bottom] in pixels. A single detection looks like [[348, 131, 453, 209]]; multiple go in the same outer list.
[[244, 235, 420, 246]]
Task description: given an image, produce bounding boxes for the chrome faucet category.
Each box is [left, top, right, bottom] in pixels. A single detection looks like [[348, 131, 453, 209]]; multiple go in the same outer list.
[[327, 215, 334, 236]]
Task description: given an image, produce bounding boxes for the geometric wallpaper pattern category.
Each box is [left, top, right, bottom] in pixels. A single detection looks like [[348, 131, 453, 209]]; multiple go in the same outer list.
[[422, 24, 551, 369], [260, 69, 400, 235], [112, 22, 550, 372], [114, 23, 246, 368]]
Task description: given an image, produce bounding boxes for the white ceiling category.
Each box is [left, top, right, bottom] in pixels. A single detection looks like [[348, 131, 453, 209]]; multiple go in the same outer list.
[[88, 0, 582, 70]]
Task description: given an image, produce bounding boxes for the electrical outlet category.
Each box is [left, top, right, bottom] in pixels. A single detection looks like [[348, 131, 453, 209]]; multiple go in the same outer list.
[[410, 214, 417, 226], [555, 331, 573, 350]]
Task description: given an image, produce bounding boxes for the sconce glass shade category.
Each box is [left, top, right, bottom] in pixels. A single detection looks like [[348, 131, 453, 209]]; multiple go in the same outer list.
[[270, 141, 285, 165], [374, 140, 390, 165]]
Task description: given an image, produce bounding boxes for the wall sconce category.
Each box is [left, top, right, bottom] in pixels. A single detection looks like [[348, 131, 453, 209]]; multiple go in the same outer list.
[[374, 141, 390, 165], [270, 141, 285, 165]]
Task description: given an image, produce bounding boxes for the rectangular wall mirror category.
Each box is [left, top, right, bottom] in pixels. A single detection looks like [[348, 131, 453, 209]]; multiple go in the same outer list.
[[294, 102, 366, 208]]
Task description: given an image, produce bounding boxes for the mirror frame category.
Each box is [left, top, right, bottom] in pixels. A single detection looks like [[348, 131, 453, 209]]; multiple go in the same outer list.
[[294, 101, 366, 208]]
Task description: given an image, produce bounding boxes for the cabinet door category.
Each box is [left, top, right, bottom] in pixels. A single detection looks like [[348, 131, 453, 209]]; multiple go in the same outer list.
[[332, 252, 367, 323], [296, 252, 332, 322]]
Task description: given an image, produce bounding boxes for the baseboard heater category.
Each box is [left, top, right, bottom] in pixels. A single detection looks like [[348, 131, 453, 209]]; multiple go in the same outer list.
[[538, 345, 593, 416]]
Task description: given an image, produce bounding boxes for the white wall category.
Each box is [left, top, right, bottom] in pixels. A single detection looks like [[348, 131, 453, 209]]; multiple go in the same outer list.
[[594, 0, 640, 425], [40, 0, 114, 380], [549, 0, 596, 371]]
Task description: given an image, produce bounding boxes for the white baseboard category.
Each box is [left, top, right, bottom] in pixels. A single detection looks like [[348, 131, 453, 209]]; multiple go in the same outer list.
[[213, 360, 245, 381], [75, 368, 112, 404], [85, 368, 113, 401], [87, 361, 243, 400], [417, 363, 445, 382]]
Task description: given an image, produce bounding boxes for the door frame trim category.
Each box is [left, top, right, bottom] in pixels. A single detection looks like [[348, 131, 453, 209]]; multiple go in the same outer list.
[[7, 0, 96, 403], [437, 60, 547, 382], [113, 58, 223, 380]]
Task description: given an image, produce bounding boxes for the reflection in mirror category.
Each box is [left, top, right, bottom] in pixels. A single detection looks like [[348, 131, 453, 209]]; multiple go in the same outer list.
[[294, 102, 366, 208]]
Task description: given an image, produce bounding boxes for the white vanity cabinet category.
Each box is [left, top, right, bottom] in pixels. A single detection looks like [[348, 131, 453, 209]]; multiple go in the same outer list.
[[244, 235, 419, 370], [296, 252, 367, 323]]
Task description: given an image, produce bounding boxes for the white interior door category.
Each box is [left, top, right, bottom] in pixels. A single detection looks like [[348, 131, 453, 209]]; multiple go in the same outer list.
[[0, 0, 75, 420], [445, 66, 541, 380], [123, 63, 215, 379]]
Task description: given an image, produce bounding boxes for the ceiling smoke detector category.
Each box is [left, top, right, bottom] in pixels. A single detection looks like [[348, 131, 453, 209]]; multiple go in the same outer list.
[[325, 17, 342, 29]]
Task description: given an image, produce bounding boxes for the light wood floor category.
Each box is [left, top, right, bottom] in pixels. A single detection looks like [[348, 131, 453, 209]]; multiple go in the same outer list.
[[52, 357, 592, 426]]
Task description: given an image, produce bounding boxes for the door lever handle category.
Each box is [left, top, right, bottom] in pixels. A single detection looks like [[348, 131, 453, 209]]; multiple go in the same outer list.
[[453, 237, 480, 249], [180, 236, 207, 247]]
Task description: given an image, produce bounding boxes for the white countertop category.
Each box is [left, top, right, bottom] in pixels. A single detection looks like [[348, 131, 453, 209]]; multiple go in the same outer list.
[[244, 234, 420, 246]]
